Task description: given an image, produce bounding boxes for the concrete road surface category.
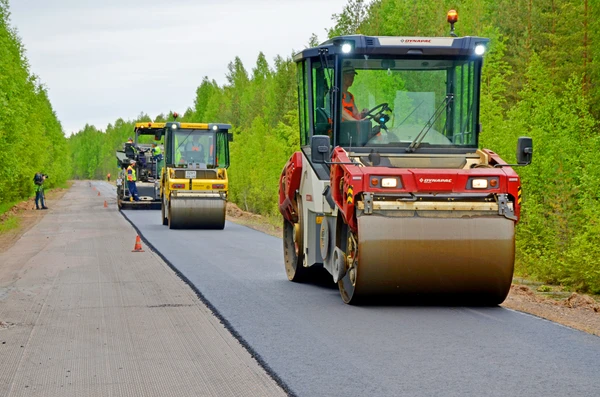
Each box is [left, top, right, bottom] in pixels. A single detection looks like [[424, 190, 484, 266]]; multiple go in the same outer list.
[[121, 181, 600, 397], [0, 181, 286, 397]]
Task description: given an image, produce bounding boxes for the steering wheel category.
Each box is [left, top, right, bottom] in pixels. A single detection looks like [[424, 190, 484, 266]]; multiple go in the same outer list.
[[361, 103, 392, 142], [362, 103, 391, 121]]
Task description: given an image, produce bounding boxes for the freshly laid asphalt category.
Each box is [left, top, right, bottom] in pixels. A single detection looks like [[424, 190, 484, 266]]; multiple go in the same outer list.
[[121, 181, 600, 397]]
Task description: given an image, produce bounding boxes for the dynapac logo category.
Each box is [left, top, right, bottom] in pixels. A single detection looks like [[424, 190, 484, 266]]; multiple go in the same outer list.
[[401, 39, 432, 43], [419, 178, 453, 183]]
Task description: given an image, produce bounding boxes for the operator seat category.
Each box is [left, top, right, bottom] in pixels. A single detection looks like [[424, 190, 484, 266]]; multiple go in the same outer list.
[[124, 143, 135, 159]]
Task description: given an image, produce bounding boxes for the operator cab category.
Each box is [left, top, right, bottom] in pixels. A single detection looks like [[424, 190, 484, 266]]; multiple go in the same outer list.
[[162, 122, 232, 170], [295, 33, 490, 170]]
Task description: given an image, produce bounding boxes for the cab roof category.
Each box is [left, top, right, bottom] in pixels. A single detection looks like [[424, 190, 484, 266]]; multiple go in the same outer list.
[[134, 122, 231, 134], [293, 35, 490, 62]]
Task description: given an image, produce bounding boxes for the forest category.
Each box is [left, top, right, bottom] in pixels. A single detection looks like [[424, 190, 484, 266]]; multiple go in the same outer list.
[[0, 0, 71, 211], [2, 0, 600, 292]]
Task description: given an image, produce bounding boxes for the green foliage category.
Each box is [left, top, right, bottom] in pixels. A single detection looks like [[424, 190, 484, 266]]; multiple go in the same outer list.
[[0, 1, 70, 207]]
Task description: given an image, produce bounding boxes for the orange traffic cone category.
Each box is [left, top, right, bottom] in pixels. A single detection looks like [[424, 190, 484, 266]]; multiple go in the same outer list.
[[132, 235, 144, 252], [103, 200, 108, 208], [97, 191, 101, 196]]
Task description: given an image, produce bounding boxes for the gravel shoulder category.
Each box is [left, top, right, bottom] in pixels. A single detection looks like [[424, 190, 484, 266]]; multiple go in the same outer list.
[[0, 182, 287, 397]]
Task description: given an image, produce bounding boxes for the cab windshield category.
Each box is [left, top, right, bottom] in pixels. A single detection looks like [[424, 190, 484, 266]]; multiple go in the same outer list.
[[171, 130, 230, 168], [313, 56, 482, 150]]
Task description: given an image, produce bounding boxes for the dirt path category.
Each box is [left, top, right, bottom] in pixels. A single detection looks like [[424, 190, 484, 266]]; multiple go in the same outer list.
[[226, 202, 600, 337]]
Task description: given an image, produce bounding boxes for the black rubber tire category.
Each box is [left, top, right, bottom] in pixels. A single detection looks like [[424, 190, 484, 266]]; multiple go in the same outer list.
[[167, 204, 176, 229], [283, 197, 306, 282], [337, 219, 361, 305], [161, 197, 168, 226]]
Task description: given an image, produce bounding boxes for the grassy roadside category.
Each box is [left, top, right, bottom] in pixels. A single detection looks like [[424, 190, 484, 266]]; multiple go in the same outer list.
[[226, 203, 283, 238]]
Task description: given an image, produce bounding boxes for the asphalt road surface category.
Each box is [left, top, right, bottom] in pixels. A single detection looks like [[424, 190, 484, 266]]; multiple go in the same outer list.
[[117, 183, 600, 397]]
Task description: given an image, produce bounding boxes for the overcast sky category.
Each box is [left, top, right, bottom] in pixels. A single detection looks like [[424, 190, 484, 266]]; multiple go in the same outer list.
[[8, 0, 349, 135]]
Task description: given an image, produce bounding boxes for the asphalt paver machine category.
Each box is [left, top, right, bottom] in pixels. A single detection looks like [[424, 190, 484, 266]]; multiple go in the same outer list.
[[116, 124, 164, 209], [278, 11, 533, 304]]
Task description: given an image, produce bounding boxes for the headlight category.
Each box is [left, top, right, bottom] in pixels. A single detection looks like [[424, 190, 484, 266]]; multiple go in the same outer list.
[[381, 178, 398, 188], [341, 43, 352, 54], [474, 45, 486, 56], [472, 179, 488, 189]]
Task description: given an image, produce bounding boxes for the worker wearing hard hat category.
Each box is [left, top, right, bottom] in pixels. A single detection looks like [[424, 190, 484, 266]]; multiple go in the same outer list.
[[341, 63, 369, 121], [126, 160, 140, 202]]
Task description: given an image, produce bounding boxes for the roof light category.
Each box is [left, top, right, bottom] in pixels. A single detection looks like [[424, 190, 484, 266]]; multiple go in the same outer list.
[[341, 43, 352, 54], [447, 10, 458, 24], [171, 124, 178, 129], [212, 125, 218, 131], [475, 44, 486, 56]]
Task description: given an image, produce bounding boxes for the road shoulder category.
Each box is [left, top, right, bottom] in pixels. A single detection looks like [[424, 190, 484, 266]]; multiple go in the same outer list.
[[0, 181, 287, 396]]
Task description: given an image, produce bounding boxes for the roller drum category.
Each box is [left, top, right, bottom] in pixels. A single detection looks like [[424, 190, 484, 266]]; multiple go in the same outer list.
[[169, 196, 226, 229], [340, 215, 515, 305]]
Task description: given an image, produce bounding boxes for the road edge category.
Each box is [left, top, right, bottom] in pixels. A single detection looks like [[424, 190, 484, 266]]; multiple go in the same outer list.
[[119, 209, 296, 397]]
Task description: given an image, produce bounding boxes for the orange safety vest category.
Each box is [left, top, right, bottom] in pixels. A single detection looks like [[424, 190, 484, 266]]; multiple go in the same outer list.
[[342, 92, 360, 120]]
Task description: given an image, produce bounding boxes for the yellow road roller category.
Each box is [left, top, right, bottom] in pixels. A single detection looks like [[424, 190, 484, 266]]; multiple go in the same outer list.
[[278, 11, 533, 304], [142, 115, 232, 229]]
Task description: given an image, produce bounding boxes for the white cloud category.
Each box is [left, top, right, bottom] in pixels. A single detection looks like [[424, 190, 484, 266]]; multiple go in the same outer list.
[[8, 0, 347, 135]]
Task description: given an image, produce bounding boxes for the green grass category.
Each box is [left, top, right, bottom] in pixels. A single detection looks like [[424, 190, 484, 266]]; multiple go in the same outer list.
[[0, 201, 19, 217], [0, 215, 20, 233]]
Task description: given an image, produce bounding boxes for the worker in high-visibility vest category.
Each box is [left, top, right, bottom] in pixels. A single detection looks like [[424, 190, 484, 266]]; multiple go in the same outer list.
[[151, 143, 164, 179], [126, 160, 140, 201], [341, 63, 369, 121]]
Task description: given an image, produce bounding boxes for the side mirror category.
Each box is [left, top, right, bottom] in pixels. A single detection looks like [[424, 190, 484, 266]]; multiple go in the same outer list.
[[516, 137, 533, 165], [154, 129, 164, 141], [311, 135, 331, 164], [228, 132, 234, 142]]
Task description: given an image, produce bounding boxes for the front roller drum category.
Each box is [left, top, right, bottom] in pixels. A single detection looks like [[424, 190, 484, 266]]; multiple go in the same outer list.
[[169, 196, 226, 229], [338, 216, 515, 305]]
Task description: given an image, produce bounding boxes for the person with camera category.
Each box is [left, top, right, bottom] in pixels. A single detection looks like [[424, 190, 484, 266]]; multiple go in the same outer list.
[[33, 172, 49, 210]]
